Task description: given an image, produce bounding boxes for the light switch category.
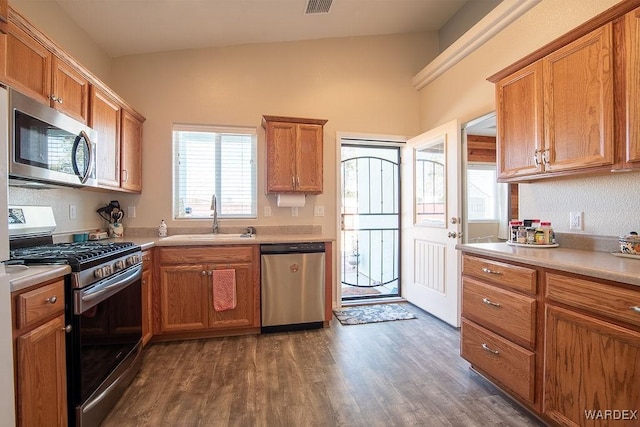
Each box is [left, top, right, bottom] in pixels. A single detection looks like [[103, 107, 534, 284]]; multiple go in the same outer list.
[[314, 206, 325, 217], [264, 206, 272, 217]]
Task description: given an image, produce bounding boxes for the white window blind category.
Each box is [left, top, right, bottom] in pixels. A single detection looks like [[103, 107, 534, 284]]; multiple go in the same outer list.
[[173, 124, 257, 219]]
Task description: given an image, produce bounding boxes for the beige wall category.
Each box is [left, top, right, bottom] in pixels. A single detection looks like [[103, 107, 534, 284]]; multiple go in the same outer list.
[[418, 0, 640, 236], [109, 34, 437, 234]]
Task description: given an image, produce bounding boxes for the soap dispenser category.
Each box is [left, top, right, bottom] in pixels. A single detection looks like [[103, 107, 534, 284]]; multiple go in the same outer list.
[[158, 220, 167, 237]]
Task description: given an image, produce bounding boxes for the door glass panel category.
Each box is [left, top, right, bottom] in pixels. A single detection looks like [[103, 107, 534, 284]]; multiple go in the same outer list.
[[415, 137, 446, 228]]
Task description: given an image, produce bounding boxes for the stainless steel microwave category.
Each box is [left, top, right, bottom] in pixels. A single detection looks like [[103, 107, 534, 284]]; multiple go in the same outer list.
[[8, 88, 97, 188]]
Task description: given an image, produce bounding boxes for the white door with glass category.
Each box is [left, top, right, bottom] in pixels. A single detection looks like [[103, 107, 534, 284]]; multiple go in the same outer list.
[[401, 120, 461, 327]]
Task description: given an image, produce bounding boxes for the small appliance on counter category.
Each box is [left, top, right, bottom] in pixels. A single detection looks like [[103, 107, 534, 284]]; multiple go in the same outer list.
[[97, 200, 124, 237]]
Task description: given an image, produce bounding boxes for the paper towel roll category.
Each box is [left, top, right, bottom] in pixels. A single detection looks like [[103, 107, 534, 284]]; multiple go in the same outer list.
[[276, 193, 306, 208]]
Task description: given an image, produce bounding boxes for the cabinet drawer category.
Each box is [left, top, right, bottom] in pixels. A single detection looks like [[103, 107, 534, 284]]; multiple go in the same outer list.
[[463, 255, 537, 294], [545, 272, 640, 328], [160, 246, 255, 264], [15, 280, 65, 330], [463, 277, 536, 349], [461, 319, 535, 403]]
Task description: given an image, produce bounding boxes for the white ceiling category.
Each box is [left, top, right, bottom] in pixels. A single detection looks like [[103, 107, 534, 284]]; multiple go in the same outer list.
[[53, 0, 470, 58]]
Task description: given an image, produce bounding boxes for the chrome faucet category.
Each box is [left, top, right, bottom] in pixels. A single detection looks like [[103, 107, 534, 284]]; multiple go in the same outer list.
[[211, 194, 219, 234]]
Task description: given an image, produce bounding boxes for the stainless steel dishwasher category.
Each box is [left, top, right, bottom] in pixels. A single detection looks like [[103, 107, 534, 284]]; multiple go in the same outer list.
[[260, 242, 325, 332]]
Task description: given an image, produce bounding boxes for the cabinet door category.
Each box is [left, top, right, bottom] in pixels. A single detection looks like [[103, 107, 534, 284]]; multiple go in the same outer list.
[[159, 265, 209, 333], [52, 57, 89, 124], [296, 123, 323, 193], [544, 305, 640, 427], [543, 24, 614, 172], [2, 22, 51, 104], [91, 86, 122, 188], [16, 314, 67, 427], [265, 121, 297, 192], [121, 109, 143, 192], [496, 62, 544, 180], [626, 8, 640, 164], [209, 262, 259, 330]]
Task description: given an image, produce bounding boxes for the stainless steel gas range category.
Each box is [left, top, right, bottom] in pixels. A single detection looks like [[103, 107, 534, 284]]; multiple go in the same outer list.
[[9, 206, 143, 427]]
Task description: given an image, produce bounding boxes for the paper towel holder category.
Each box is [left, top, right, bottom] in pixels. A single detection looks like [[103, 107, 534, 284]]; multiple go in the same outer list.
[[276, 193, 306, 208]]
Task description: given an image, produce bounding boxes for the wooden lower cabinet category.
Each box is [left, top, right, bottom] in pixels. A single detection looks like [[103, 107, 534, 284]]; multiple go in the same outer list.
[[544, 305, 640, 427], [461, 251, 640, 426], [12, 279, 68, 427], [157, 246, 260, 337]]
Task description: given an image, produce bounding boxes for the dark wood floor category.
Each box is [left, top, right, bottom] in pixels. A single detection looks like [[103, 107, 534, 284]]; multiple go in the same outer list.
[[101, 303, 545, 426]]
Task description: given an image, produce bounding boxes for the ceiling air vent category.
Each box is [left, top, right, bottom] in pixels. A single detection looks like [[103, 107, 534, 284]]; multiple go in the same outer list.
[[305, 0, 333, 14]]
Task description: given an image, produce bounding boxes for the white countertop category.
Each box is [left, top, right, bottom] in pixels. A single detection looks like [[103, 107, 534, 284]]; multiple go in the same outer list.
[[457, 242, 640, 287]]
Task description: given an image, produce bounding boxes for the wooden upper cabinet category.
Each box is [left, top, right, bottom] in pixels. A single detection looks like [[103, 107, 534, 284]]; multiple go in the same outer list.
[[2, 22, 52, 104], [494, 23, 614, 182], [496, 62, 544, 179], [90, 86, 122, 188], [543, 23, 614, 173], [625, 7, 640, 165], [121, 109, 144, 192], [52, 57, 89, 124], [263, 115, 327, 194], [1, 22, 89, 124]]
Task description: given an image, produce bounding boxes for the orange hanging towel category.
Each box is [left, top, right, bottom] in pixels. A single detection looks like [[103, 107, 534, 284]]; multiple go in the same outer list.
[[212, 269, 237, 311]]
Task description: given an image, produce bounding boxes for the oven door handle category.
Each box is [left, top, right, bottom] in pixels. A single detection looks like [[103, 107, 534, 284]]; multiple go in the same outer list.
[[76, 264, 142, 314]]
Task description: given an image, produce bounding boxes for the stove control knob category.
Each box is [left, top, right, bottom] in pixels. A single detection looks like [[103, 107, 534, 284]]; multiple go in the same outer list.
[[126, 255, 140, 266], [115, 260, 126, 271], [103, 265, 113, 276], [94, 268, 104, 279]]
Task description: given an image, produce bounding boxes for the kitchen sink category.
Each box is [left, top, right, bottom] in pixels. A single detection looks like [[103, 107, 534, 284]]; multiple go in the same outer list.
[[161, 233, 255, 241]]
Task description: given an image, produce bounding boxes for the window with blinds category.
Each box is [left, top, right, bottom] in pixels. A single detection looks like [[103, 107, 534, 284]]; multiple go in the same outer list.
[[173, 124, 257, 219]]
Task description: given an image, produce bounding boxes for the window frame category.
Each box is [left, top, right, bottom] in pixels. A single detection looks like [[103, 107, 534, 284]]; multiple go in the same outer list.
[[172, 123, 257, 220]]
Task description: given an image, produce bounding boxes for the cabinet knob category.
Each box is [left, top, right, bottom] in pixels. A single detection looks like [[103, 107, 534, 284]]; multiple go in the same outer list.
[[630, 306, 640, 313], [45, 296, 58, 304], [208, 271, 213, 276], [291, 176, 295, 188], [49, 94, 58, 102], [201, 271, 207, 276], [63, 325, 72, 333], [296, 176, 300, 187], [533, 149, 541, 166]]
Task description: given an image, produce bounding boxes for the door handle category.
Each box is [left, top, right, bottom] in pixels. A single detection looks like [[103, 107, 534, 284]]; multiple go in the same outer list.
[[448, 231, 458, 238]]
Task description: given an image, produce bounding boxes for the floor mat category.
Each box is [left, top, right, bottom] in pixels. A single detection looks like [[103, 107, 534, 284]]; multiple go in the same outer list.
[[333, 303, 416, 325]]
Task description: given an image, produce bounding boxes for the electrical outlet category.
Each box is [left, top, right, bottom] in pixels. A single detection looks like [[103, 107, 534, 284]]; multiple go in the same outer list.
[[569, 212, 583, 231], [314, 206, 324, 217], [264, 206, 272, 217], [69, 204, 77, 219], [127, 206, 136, 218], [291, 207, 298, 217]]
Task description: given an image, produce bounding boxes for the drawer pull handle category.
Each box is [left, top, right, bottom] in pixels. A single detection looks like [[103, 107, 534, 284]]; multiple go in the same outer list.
[[482, 297, 501, 307], [631, 306, 640, 313], [46, 296, 58, 304], [482, 343, 499, 355], [481, 267, 501, 275]]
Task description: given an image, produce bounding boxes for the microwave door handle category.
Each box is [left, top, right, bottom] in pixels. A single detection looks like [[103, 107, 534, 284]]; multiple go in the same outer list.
[[71, 130, 94, 184]]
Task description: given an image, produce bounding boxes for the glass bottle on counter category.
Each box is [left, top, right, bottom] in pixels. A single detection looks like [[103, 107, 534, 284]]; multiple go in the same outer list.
[[542, 221, 554, 244], [509, 220, 523, 243], [517, 226, 527, 244]]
